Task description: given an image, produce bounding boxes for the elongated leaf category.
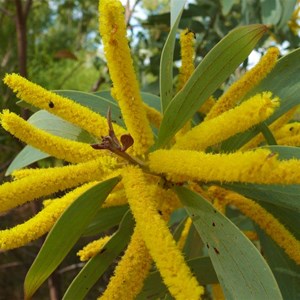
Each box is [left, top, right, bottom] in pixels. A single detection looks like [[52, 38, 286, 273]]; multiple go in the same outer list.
[[55, 90, 125, 127], [257, 227, 300, 300], [160, 2, 186, 112], [260, 0, 282, 25], [6, 110, 91, 175], [137, 256, 218, 299], [255, 201, 300, 299], [277, 0, 298, 29], [94, 90, 161, 112], [24, 177, 120, 300], [224, 183, 300, 212], [63, 210, 135, 300], [222, 48, 300, 151], [82, 205, 129, 236], [170, 0, 186, 27], [156, 24, 267, 148], [176, 186, 282, 300]]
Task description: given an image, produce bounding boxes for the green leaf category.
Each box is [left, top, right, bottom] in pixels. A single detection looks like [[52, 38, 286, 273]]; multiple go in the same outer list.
[[24, 177, 120, 300], [94, 90, 161, 112], [277, 0, 298, 29], [6, 110, 90, 175], [223, 145, 300, 212], [256, 227, 300, 300], [160, 2, 186, 112], [175, 186, 283, 300], [137, 256, 218, 300], [221, 0, 235, 15], [260, 0, 282, 25], [255, 201, 300, 299], [224, 183, 300, 212], [156, 24, 267, 148], [170, 0, 186, 27], [63, 210, 135, 300], [82, 205, 129, 236], [222, 48, 300, 151], [55, 90, 125, 127]]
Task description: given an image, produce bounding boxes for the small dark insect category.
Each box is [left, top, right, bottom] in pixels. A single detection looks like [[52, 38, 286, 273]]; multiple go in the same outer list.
[[289, 126, 294, 131], [157, 210, 163, 216], [206, 243, 210, 249], [48, 101, 54, 108], [212, 222, 216, 227], [213, 247, 220, 255]]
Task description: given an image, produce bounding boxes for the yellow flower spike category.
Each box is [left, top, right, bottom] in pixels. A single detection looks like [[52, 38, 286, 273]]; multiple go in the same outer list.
[[3, 73, 126, 138], [149, 149, 284, 184], [98, 0, 154, 155], [175, 29, 196, 138], [275, 122, 300, 139], [0, 110, 108, 163], [177, 28, 195, 91], [198, 96, 216, 115], [143, 103, 162, 128], [0, 182, 97, 250], [99, 229, 152, 300], [122, 166, 204, 300], [277, 135, 300, 147], [77, 235, 111, 261], [210, 187, 300, 265], [241, 106, 298, 150], [102, 189, 128, 207], [0, 157, 116, 213], [177, 217, 192, 250], [206, 47, 280, 120], [174, 92, 279, 151], [243, 231, 258, 241]]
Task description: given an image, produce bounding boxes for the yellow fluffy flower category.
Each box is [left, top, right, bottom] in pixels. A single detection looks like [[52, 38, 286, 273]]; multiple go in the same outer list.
[[3, 73, 125, 139], [0, 157, 115, 213], [206, 47, 279, 120], [78, 235, 111, 261], [0, 110, 107, 163], [174, 92, 279, 151], [99, 0, 154, 155], [177, 28, 195, 91], [122, 166, 204, 300], [0, 182, 97, 250], [99, 229, 152, 300], [149, 149, 280, 184]]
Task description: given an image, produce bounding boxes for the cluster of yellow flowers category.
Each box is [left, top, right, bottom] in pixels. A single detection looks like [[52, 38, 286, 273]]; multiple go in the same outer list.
[[1, 0, 300, 299]]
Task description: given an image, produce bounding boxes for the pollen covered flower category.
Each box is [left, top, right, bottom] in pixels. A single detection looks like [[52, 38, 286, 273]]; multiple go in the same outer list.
[[174, 92, 279, 151], [99, 0, 154, 155], [122, 166, 204, 300]]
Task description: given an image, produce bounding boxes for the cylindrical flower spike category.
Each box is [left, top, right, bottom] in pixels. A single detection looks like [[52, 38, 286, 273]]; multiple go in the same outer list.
[[122, 166, 204, 300], [174, 92, 279, 151], [274, 122, 300, 140], [99, 229, 152, 300], [149, 149, 282, 184], [99, 0, 154, 155], [209, 187, 300, 265], [78, 235, 111, 261], [177, 217, 192, 250], [206, 47, 279, 120], [0, 157, 116, 213], [3, 73, 126, 138], [0, 182, 97, 250], [177, 28, 195, 91], [0, 110, 108, 163]]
